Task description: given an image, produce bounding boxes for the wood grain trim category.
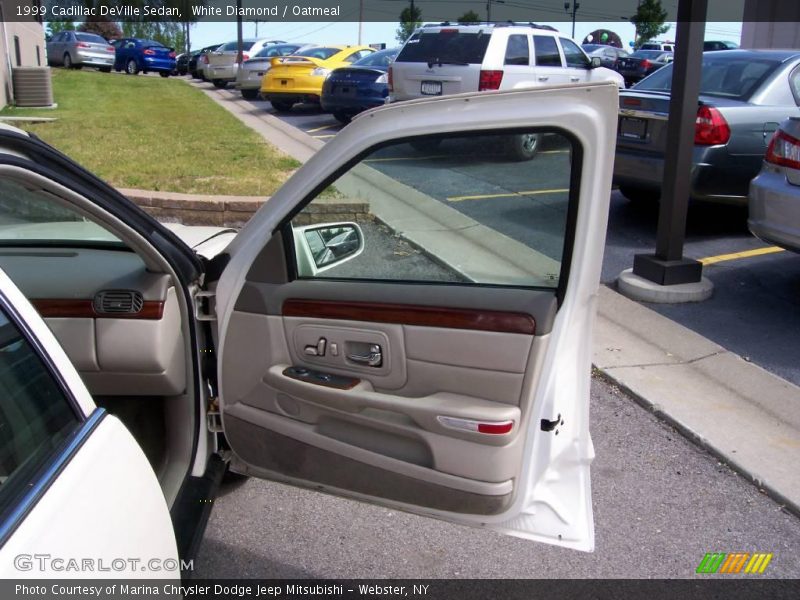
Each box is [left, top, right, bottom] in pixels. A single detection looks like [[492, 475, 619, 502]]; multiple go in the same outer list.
[[32, 299, 164, 320], [283, 299, 536, 335]]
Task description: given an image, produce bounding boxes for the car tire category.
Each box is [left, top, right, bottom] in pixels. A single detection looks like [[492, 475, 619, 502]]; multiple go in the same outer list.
[[333, 111, 352, 125], [98, 67, 111, 73], [159, 72, 170, 78], [410, 139, 442, 153], [506, 133, 541, 161], [619, 185, 661, 203], [126, 59, 140, 75], [270, 100, 294, 113], [63, 53, 73, 69], [212, 79, 227, 88], [240, 89, 259, 100]]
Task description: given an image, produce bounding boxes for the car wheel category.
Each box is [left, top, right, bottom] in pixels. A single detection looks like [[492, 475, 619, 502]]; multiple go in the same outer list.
[[618, 185, 661, 203], [333, 111, 352, 125], [212, 79, 227, 88], [98, 67, 111, 73], [240, 89, 259, 100], [159, 72, 170, 78], [270, 100, 294, 113], [63, 53, 73, 69], [506, 133, 541, 161], [410, 138, 442, 153], [126, 59, 140, 75]]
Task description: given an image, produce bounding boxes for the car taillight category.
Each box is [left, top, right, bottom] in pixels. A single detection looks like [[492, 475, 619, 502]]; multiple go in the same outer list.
[[106, 46, 115, 52], [478, 69, 503, 91], [143, 49, 156, 56], [76, 42, 90, 49], [765, 129, 800, 170], [201, 55, 208, 64], [694, 105, 731, 145], [242, 53, 250, 61], [169, 51, 176, 58], [388, 66, 393, 91], [641, 59, 651, 69]]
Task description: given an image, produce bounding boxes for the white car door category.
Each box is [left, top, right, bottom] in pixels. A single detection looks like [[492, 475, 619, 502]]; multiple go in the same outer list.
[[0, 268, 178, 578], [214, 82, 617, 551]]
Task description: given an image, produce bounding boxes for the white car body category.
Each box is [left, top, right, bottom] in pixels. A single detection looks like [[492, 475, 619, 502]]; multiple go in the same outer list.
[[0, 82, 617, 575]]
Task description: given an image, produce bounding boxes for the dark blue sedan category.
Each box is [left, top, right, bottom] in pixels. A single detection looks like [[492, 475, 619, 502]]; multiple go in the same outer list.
[[114, 38, 176, 77], [321, 48, 399, 123]]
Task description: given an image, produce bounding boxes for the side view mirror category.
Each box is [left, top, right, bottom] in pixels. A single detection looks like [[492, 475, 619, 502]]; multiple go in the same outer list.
[[293, 222, 365, 276], [590, 56, 603, 68]]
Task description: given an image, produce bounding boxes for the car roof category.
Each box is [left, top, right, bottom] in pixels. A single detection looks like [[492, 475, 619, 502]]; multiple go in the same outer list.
[[417, 22, 558, 33], [706, 48, 800, 62]]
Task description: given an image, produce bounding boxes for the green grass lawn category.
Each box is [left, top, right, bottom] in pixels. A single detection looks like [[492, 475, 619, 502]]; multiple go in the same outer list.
[[1, 69, 300, 195]]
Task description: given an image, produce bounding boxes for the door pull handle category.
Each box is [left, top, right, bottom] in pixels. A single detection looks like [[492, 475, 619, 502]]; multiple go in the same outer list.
[[347, 344, 382, 367]]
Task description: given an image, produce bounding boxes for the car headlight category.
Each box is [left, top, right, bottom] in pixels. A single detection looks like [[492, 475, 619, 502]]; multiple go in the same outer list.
[[375, 73, 388, 84], [311, 67, 331, 78]]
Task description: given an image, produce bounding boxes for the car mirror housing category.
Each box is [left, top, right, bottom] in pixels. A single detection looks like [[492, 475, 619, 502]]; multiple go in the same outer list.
[[590, 56, 603, 69], [293, 222, 365, 276]]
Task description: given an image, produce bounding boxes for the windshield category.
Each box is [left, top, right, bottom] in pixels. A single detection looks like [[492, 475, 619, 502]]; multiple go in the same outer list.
[[354, 48, 398, 68], [396, 30, 491, 65], [634, 55, 782, 99]]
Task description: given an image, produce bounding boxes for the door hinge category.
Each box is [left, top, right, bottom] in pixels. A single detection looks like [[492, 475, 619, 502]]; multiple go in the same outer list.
[[207, 396, 223, 433], [194, 290, 216, 321]]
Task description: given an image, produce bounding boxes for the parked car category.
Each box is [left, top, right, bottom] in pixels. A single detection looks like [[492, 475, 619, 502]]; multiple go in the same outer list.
[[114, 38, 177, 77], [749, 117, 800, 252], [175, 52, 190, 75], [0, 81, 618, 574], [321, 47, 399, 123], [582, 44, 629, 69], [614, 50, 800, 205], [46, 31, 115, 72], [704, 40, 739, 51], [261, 45, 376, 112], [615, 50, 673, 86], [388, 23, 623, 105], [639, 41, 675, 52], [234, 42, 313, 99], [205, 38, 285, 89], [188, 44, 221, 80]]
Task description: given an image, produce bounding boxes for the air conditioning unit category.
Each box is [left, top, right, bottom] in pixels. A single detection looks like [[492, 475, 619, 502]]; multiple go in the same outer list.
[[11, 67, 54, 107]]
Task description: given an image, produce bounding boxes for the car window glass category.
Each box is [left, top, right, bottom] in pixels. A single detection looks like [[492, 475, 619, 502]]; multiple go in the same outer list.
[[396, 30, 492, 65], [295, 47, 340, 60], [291, 130, 577, 288], [354, 49, 398, 67], [790, 66, 800, 104], [75, 33, 106, 44], [533, 35, 562, 67], [560, 38, 590, 68], [0, 304, 81, 520], [504, 35, 530, 66], [0, 178, 123, 248]]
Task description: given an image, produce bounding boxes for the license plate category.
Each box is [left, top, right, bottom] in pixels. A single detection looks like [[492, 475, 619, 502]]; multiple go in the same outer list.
[[420, 80, 442, 96], [280, 80, 288, 86], [619, 116, 647, 140], [256, 72, 265, 77], [339, 86, 355, 96]]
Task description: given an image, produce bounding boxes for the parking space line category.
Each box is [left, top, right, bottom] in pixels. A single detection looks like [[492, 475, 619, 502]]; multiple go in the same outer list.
[[306, 124, 339, 133], [364, 155, 449, 163], [447, 188, 569, 202], [699, 246, 785, 265]]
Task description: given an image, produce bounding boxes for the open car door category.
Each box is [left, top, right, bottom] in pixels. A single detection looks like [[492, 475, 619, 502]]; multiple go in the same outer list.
[[214, 83, 617, 551]]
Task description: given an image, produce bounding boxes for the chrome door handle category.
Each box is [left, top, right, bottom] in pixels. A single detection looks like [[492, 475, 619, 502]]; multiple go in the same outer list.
[[570, 76, 580, 82], [537, 76, 549, 82], [347, 344, 382, 367]]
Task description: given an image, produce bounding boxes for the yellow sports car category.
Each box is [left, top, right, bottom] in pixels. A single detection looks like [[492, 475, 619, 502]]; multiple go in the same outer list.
[[261, 45, 376, 112]]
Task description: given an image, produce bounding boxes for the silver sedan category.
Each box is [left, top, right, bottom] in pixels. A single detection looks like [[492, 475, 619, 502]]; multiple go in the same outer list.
[[749, 117, 800, 252], [234, 43, 315, 100], [46, 31, 115, 72]]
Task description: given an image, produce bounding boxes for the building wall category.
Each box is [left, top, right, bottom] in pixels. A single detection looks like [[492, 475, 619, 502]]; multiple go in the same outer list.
[[0, 0, 47, 109], [741, 1, 800, 49]]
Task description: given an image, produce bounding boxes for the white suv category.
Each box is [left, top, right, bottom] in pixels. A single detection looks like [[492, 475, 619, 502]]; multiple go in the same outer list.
[[389, 23, 624, 102]]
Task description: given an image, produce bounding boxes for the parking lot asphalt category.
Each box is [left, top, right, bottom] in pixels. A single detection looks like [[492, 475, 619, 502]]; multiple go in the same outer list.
[[229, 91, 798, 388]]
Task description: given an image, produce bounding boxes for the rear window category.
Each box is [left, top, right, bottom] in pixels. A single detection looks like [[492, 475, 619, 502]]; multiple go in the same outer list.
[[631, 50, 669, 59], [295, 47, 340, 60], [396, 30, 491, 65], [75, 33, 107, 44], [255, 44, 301, 58], [220, 40, 256, 52], [634, 56, 782, 99], [141, 40, 165, 49], [354, 48, 398, 68]]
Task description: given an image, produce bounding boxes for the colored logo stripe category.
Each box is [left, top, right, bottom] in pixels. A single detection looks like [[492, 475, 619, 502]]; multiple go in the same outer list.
[[697, 552, 773, 574]]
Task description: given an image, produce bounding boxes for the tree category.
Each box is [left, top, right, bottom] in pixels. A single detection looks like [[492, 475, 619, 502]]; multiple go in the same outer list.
[[78, 18, 123, 41], [396, 5, 422, 44], [630, 0, 670, 49], [46, 21, 75, 39], [121, 22, 185, 51], [457, 10, 481, 25]]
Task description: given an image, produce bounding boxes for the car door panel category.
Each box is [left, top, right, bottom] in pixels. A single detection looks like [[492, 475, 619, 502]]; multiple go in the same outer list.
[[217, 84, 617, 550]]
